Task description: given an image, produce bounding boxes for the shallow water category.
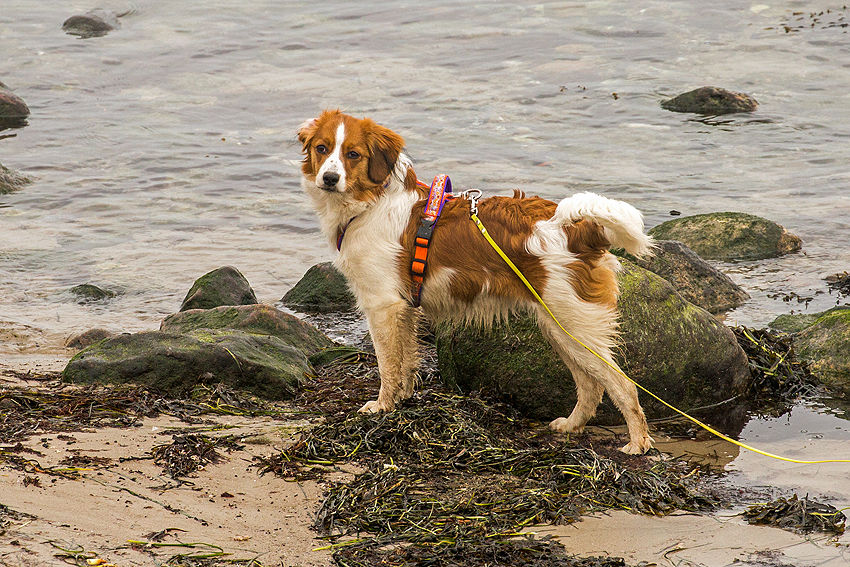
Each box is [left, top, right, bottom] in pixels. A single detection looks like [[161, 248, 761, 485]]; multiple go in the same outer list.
[[2, 0, 850, 551]]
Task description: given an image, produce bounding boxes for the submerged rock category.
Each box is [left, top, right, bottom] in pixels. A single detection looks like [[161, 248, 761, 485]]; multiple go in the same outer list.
[[161, 303, 334, 356], [625, 240, 749, 313], [793, 309, 850, 394], [1, 163, 33, 194], [179, 266, 258, 312], [436, 261, 751, 428], [62, 10, 122, 38], [661, 86, 758, 115], [282, 262, 356, 312], [648, 212, 802, 261], [69, 283, 116, 302], [62, 330, 308, 400]]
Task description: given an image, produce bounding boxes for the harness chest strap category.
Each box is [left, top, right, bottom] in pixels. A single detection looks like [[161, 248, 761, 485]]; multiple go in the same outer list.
[[410, 174, 452, 307]]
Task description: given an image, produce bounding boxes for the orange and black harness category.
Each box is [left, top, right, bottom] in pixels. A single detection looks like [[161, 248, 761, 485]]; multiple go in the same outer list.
[[410, 174, 453, 307]]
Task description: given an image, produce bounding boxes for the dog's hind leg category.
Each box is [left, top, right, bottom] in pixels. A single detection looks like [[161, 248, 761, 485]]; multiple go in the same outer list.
[[359, 300, 419, 413], [536, 303, 653, 455]]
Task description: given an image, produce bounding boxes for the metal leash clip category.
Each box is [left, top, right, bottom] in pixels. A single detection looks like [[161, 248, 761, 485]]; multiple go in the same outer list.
[[458, 189, 482, 217]]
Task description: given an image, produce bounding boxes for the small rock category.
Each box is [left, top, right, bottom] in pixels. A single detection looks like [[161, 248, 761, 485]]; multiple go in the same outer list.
[[0, 83, 30, 131], [623, 240, 749, 313], [1, 163, 33, 195], [648, 212, 802, 261], [70, 284, 116, 303], [282, 262, 356, 313], [62, 10, 121, 38], [161, 304, 334, 356], [661, 86, 758, 115], [66, 328, 114, 349], [180, 266, 258, 312]]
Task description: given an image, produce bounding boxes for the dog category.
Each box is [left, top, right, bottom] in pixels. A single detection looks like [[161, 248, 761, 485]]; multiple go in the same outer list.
[[298, 109, 654, 454]]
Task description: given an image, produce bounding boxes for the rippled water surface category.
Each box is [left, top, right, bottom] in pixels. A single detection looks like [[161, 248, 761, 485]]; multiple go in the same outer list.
[[2, 0, 850, 543]]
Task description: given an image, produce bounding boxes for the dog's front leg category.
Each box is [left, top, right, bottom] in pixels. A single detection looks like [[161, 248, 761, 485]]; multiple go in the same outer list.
[[360, 301, 419, 413]]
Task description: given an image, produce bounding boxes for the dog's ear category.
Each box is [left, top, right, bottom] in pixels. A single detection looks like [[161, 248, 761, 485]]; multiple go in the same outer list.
[[365, 122, 405, 184], [297, 117, 318, 148]]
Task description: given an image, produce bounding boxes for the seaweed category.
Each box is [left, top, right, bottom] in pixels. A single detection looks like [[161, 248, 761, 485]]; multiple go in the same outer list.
[[826, 271, 850, 299], [734, 326, 820, 405], [152, 433, 244, 479], [333, 534, 627, 567], [744, 494, 846, 534]]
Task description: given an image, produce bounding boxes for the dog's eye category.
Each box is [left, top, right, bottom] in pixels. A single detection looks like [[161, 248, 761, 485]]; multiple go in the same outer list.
[[315, 144, 328, 155], [346, 151, 361, 160]]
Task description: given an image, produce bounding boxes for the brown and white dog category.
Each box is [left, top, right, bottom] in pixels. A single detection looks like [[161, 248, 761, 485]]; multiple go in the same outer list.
[[298, 109, 654, 454]]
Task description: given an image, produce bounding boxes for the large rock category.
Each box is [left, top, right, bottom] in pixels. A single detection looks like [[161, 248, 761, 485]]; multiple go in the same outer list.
[[626, 240, 749, 313], [793, 309, 850, 394], [661, 86, 758, 115], [648, 213, 802, 261], [282, 262, 356, 312], [180, 266, 258, 312], [62, 330, 308, 400], [769, 306, 850, 334], [161, 304, 334, 356], [436, 261, 751, 428], [1, 163, 33, 194]]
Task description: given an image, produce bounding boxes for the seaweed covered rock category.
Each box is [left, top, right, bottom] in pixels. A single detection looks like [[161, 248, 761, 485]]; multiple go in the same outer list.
[[661, 86, 758, 115], [282, 262, 356, 312], [648, 213, 802, 261], [62, 330, 307, 400], [1, 163, 33, 194], [436, 261, 751, 427], [769, 306, 850, 334], [162, 304, 334, 356], [625, 240, 749, 313], [69, 283, 116, 302], [179, 266, 258, 312], [793, 309, 850, 394], [62, 10, 122, 38]]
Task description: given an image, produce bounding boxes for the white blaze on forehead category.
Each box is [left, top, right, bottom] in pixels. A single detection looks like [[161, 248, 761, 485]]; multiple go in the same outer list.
[[317, 121, 346, 189]]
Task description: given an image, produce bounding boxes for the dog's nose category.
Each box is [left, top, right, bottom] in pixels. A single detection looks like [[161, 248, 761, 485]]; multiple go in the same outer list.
[[322, 172, 340, 188]]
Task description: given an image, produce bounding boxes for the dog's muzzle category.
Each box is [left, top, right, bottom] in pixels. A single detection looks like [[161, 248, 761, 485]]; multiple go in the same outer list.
[[320, 171, 340, 191]]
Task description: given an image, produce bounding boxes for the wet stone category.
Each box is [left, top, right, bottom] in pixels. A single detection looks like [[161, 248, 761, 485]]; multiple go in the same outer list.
[[282, 262, 356, 313], [179, 266, 258, 312], [1, 163, 33, 194], [62, 10, 121, 38], [661, 86, 758, 115]]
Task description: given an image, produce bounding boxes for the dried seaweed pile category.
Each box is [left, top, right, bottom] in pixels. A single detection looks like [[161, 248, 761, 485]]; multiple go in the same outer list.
[[334, 535, 626, 567], [258, 387, 713, 562], [734, 327, 820, 405], [0, 380, 292, 444], [744, 494, 846, 534], [152, 433, 244, 479]]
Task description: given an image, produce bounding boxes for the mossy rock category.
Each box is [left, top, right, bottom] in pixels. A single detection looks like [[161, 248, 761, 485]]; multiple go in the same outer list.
[[282, 262, 356, 313], [622, 240, 749, 313], [769, 306, 850, 334], [436, 261, 751, 427], [180, 266, 258, 312], [70, 283, 116, 302], [794, 310, 850, 394], [661, 86, 758, 115], [62, 329, 307, 400], [161, 303, 334, 356], [62, 10, 120, 38], [648, 213, 802, 261]]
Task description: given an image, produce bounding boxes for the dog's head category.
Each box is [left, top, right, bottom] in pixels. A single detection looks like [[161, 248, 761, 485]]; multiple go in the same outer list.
[[298, 110, 406, 202]]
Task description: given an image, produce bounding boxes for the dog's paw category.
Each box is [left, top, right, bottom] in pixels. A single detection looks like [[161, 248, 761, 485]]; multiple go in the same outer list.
[[549, 417, 584, 434], [359, 400, 392, 414], [619, 436, 654, 455]]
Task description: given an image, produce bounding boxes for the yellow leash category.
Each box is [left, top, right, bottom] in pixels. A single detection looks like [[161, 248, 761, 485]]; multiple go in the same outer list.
[[469, 210, 850, 465]]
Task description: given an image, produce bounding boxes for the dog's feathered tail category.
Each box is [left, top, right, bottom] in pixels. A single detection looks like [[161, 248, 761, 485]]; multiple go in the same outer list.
[[554, 192, 654, 258]]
